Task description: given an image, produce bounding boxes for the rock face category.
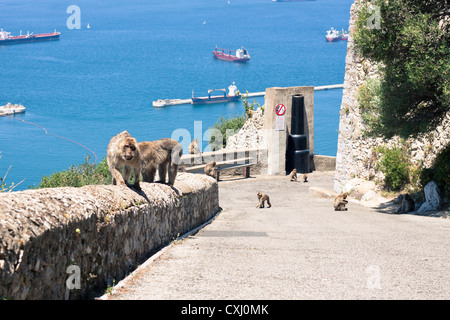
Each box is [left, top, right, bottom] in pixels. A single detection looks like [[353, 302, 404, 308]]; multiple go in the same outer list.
[[418, 181, 442, 212], [334, 0, 450, 193], [0, 173, 219, 300]]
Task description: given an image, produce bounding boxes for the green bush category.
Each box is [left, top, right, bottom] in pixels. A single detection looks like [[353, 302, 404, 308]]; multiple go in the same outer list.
[[208, 113, 246, 150], [353, 0, 449, 139], [357, 77, 383, 136], [240, 91, 262, 118], [375, 145, 410, 190], [32, 156, 112, 189]]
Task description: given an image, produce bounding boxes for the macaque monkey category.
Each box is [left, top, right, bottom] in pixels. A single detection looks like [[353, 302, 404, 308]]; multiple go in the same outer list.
[[334, 192, 348, 211], [303, 173, 308, 183], [107, 131, 141, 190], [138, 138, 182, 186], [188, 138, 202, 155], [256, 192, 271, 208], [289, 169, 297, 182], [204, 160, 217, 179], [395, 193, 415, 214]]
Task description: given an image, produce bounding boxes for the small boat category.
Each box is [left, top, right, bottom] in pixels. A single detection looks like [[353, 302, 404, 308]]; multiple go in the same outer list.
[[325, 27, 340, 42], [0, 102, 26, 115], [340, 29, 349, 41], [191, 82, 239, 104], [325, 27, 349, 42], [213, 46, 250, 62]]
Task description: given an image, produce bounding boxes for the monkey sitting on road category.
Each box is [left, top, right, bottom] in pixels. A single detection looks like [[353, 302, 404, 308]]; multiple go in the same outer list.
[[334, 192, 348, 211], [138, 138, 182, 187], [256, 192, 271, 208], [188, 138, 202, 155], [107, 130, 142, 191], [289, 169, 297, 182], [395, 193, 415, 214], [204, 161, 217, 179]]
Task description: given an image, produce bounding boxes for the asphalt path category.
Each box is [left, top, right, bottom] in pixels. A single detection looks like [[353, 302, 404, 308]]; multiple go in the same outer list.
[[105, 172, 450, 300]]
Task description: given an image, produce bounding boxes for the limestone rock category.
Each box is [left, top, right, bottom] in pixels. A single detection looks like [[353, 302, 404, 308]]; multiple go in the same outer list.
[[418, 181, 442, 212]]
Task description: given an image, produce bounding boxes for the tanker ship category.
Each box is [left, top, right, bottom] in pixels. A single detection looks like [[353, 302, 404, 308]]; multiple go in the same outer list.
[[213, 46, 250, 62], [0, 28, 60, 45]]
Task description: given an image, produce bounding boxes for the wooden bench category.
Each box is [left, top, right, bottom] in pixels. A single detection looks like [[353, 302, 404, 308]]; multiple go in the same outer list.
[[216, 161, 254, 181], [183, 157, 255, 181]]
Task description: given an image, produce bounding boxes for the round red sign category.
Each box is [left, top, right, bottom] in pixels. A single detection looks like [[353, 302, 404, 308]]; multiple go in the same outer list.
[[275, 104, 286, 116]]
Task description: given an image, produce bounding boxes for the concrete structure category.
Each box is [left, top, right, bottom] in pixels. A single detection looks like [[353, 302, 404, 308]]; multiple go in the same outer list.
[[263, 86, 314, 175]]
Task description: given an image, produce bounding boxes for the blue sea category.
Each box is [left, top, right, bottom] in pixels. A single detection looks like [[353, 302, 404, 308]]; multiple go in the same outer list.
[[0, 0, 353, 190]]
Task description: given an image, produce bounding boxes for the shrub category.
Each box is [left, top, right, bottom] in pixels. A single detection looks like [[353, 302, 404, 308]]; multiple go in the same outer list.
[[357, 77, 384, 136], [240, 91, 262, 118], [32, 156, 112, 189], [208, 113, 246, 150], [375, 145, 410, 190]]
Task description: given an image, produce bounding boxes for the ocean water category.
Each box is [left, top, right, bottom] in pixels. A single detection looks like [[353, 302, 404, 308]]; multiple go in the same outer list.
[[0, 0, 353, 190]]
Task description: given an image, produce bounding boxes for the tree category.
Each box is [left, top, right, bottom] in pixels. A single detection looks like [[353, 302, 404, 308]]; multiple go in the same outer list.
[[354, 0, 449, 138]]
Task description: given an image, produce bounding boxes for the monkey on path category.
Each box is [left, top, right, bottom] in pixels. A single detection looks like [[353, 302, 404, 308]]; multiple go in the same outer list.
[[256, 192, 271, 208], [107, 131, 141, 190], [289, 169, 297, 182], [138, 138, 182, 186], [395, 194, 415, 214], [334, 192, 348, 211], [188, 138, 201, 155], [204, 161, 217, 179]]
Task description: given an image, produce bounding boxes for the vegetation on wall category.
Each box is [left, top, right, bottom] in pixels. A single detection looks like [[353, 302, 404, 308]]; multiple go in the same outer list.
[[354, 0, 449, 139], [208, 113, 247, 150], [374, 144, 411, 191], [208, 93, 262, 150], [31, 156, 112, 189]]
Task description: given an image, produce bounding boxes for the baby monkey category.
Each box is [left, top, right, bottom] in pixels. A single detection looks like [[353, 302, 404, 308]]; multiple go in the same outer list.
[[256, 192, 272, 208], [289, 169, 297, 182]]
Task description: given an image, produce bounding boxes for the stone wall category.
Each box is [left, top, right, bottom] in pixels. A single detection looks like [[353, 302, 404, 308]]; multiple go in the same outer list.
[[334, 0, 450, 193], [0, 173, 219, 299]]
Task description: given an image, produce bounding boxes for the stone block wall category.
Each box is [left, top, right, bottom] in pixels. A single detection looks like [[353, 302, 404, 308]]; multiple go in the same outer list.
[[0, 173, 219, 299], [334, 0, 450, 193]]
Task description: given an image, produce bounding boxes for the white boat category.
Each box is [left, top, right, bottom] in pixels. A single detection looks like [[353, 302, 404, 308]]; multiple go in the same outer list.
[[0, 102, 26, 115], [325, 27, 340, 42]]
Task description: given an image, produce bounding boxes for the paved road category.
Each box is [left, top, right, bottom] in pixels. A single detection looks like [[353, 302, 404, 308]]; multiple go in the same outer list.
[[106, 172, 450, 300]]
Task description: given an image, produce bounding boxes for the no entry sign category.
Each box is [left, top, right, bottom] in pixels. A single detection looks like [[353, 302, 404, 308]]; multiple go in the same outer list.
[[275, 104, 286, 116], [275, 103, 286, 131]]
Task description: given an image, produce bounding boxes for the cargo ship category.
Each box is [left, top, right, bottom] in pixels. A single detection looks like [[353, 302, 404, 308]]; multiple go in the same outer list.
[[0, 28, 60, 45], [213, 46, 250, 62], [191, 82, 239, 104]]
